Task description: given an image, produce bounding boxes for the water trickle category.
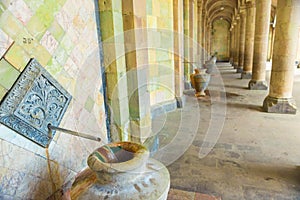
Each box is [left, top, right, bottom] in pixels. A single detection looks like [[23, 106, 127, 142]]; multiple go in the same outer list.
[[46, 148, 57, 193]]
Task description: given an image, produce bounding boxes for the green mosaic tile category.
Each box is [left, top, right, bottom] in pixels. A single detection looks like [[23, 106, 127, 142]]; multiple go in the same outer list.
[[53, 45, 68, 66], [48, 20, 65, 42], [156, 50, 169, 62], [160, 1, 169, 16], [33, 45, 52, 67], [56, 69, 73, 92], [35, 3, 59, 28], [4, 44, 30, 71], [146, 0, 152, 15], [99, 11, 114, 40], [57, 0, 67, 6], [0, 3, 5, 17], [0, 59, 20, 89], [26, 15, 47, 40], [0, 84, 7, 100], [46, 58, 63, 76], [113, 12, 124, 35], [23, 0, 44, 13], [85, 96, 95, 113], [0, 10, 23, 40], [0, 0, 10, 8], [61, 34, 74, 56]]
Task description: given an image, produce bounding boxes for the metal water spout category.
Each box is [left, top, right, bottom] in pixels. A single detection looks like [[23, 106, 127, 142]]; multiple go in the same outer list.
[[47, 124, 101, 145]]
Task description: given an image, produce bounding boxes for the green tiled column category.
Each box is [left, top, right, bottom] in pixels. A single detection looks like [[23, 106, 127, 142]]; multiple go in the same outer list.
[[122, 0, 151, 143], [99, 0, 130, 142]]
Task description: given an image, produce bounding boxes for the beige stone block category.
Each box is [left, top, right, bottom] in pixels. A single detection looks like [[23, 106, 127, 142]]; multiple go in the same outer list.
[[122, 0, 134, 15], [133, 0, 147, 16], [151, 0, 161, 17], [98, 0, 113, 11]]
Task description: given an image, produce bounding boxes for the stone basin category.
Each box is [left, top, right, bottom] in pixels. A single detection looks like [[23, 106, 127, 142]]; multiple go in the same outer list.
[[68, 142, 170, 200], [87, 141, 150, 173]]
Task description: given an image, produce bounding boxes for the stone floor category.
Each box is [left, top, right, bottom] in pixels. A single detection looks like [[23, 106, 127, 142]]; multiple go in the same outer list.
[[154, 63, 300, 200], [167, 188, 221, 200]]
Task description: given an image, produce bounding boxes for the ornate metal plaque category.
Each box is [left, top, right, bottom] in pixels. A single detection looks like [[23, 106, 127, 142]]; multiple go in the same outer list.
[[0, 58, 72, 147]]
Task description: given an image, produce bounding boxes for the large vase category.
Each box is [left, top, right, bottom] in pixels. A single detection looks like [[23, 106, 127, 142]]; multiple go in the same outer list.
[[68, 142, 170, 200], [190, 68, 210, 97]]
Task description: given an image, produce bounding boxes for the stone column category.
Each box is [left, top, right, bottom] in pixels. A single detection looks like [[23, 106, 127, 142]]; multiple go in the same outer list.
[[207, 23, 212, 58], [233, 16, 240, 68], [206, 23, 210, 59], [248, 0, 271, 90], [99, 0, 130, 141], [242, 1, 256, 79], [201, 11, 206, 63], [230, 23, 236, 65], [122, 0, 151, 142], [183, 0, 191, 88], [189, 0, 195, 64], [263, 0, 300, 114], [230, 22, 236, 65], [197, 1, 203, 65], [237, 8, 247, 73], [174, 0, 185, 107]]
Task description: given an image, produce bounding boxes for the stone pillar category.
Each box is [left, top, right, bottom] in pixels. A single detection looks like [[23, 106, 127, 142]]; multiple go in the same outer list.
[[237, 9, 247, 73], [207, 23, 212, 58], [206, 23, 210, 59], [201, 11, 206, 63], [183, 0, 191, 88], [233, 16, 240, 68], [189, 0, 195, 64], [229, 24, 235, 65], [174, 0, 185, 107], [122, 0, 151, 142], [197, 1, 203, 65], [248, 0, 271, 90], [242, 1, 256, 79], [99, 0, 130, 141], [263, 0, 300, 114], [192, 0, 198, 63]]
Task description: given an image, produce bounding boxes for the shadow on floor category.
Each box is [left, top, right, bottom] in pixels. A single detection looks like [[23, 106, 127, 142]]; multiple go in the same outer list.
[[225, 84, 248, 90], [226, 102, 262, 111]]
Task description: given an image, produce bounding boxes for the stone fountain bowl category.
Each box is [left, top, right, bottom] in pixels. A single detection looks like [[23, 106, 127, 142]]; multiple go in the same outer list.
[[66, 142, 169, 200], [87, 141, 150, 173]]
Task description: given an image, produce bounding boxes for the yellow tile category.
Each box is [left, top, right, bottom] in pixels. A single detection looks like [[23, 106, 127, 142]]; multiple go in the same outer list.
[[4, 44, 30, 71]]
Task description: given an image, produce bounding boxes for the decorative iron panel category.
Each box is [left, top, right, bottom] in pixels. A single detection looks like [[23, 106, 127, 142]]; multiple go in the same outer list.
[[0, 58, 72, 147]]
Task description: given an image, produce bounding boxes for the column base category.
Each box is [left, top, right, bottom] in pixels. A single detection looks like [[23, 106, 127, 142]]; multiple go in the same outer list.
[[236, 67, 243, 73], [176, 95, 186, 108], [151, 99, 177, 119], [241, 72, 252, 79], [184, 81, 192, 90], [248, 80, 268, 90], [233, 63, 238, 69], [263, 96, 297, 114]]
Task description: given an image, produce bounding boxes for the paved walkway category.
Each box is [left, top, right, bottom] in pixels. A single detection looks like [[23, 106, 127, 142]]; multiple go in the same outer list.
[[155, 63, 300, 199]]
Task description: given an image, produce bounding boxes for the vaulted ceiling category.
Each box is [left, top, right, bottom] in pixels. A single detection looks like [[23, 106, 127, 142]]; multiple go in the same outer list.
[[201, 0, 277, 25]]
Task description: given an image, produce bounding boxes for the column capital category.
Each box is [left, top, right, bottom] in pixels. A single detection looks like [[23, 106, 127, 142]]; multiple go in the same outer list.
[[239, 6, 247, 13], [246, 1, 256, 8]]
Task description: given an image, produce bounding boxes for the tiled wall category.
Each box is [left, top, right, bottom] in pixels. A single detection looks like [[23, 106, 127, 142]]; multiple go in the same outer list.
[[0, 0, 107, 198]]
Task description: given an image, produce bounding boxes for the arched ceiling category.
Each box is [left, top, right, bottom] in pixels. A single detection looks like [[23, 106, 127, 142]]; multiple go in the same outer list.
[[204, 0, 238, 25], [202, 0, 277, 26]]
